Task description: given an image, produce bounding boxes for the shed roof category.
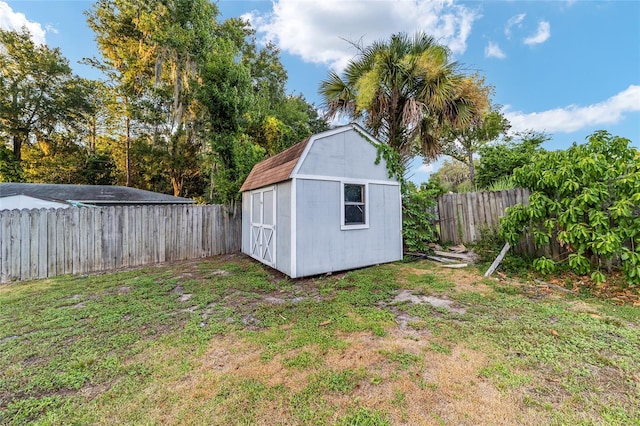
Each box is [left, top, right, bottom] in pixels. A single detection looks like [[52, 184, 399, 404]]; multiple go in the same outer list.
[[0, 183, 194, 205], [240, 124, 385, 193], [240, 137, 310, 192]]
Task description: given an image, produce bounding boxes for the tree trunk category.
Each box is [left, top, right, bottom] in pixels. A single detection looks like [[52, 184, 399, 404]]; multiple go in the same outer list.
[[468, 150, 475, 187], [125, 115, 131, 187], [90, 116, 97, 153], [12, 135, 22, 162], [171, 174, 182, 197]]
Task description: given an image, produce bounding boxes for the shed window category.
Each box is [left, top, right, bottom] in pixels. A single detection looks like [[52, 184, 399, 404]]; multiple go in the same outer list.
[[343, 184, 366, 226]]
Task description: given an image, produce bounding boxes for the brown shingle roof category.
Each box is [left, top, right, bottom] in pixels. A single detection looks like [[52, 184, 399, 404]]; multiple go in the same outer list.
[[240, 137, 310, 192]]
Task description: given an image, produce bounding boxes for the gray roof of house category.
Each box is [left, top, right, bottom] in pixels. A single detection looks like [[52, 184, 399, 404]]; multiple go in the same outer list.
[[0, 183, 195, 205]]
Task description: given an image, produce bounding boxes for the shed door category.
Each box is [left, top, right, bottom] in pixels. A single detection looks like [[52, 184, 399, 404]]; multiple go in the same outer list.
[[250, 187, 276, 267]]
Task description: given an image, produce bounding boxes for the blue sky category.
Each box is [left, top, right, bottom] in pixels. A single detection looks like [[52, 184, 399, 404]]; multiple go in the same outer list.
[[2, 0, 639, 183]]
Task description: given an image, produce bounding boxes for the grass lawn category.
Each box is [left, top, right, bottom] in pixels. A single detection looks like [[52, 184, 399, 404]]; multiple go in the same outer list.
[[1, 254, 639, 425]]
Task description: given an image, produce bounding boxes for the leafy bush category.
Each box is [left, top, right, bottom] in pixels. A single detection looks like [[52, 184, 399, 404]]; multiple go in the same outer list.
[[500, 131, 640, 283], [0, 144, 23, 182], [476, 132, 545, 189], [402, 182, 439, 253]]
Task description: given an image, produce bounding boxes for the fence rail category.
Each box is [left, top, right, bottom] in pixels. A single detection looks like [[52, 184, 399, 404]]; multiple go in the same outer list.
[[0, 204, 240, 283], [437, 188, 530, 244]]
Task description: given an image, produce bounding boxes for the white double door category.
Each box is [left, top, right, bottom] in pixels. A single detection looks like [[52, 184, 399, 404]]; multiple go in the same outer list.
[[250, 187, 276, 266]]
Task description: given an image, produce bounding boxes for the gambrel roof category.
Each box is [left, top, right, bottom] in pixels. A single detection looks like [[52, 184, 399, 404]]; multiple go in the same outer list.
[[240, 137, 310, 192], [240, 124, 380, 193]]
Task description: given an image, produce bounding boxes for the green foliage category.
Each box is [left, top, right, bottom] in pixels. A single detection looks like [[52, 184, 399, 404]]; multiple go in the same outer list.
[[207, 135, 266, 204], [0, 144, 23, 182], [428, 158, 473, 193], [402, 182, 438, 252], [372, 136, 404, 183], [83, 152, 117, 185], [500, 131, 640, 283], [0, 28, 93, 163], [487, 175, 515, 191], [476, 132, 546, 189], [440, 105, 510, 186], [472, 227, 532, 276], [320, 31, 488, 166]]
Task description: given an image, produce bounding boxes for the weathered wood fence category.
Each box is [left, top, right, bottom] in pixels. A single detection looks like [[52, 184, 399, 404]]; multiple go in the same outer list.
[[436, 188, 530, 244], [0, 204, 241, 283]]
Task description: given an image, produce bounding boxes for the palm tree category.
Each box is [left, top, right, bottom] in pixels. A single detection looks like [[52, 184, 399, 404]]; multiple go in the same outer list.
[[319, 32, 488, 165]]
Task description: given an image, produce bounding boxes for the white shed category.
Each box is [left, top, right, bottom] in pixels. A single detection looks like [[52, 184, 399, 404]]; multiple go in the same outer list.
[[240, 124, 402, 278]]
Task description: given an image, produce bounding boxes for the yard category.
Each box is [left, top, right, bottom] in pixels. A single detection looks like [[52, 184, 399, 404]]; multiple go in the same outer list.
[[1, 255, 639, 425]]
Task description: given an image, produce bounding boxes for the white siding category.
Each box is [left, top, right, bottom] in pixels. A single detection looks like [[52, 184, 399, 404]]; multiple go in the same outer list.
[[275, 181, 292, 277], [241, 192, 251, 255], [295, 179, 402, 277], [295, 129, 392, 182], [241, 125, 403, 279]]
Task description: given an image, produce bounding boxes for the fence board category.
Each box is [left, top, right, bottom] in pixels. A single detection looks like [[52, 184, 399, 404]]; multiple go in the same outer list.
[[1, 211, 9, 282], [29, 209, 39, 279], [1, 204, 240, 283], [437, 189, 530, 245], [437, 188, 568, 257], [37, 209, 48, 279]]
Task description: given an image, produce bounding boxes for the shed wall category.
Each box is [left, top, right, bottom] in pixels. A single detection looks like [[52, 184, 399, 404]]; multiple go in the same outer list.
[[241, 192, 251, 255], [295, 179, 401, 277], [275, 181, 292, 277], [296, 130, 391, 182]]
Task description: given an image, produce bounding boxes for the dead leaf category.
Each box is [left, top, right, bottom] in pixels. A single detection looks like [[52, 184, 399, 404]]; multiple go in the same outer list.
[[319, 320, 332, 326]]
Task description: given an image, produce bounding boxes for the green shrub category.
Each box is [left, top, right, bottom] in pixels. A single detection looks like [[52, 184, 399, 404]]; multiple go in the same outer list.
[[500, 131, 640, 283], [402, 182, 438, 252]]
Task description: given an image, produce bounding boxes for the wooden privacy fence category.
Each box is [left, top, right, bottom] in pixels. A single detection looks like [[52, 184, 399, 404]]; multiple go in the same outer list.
[[0, 204, 241, 284], [437, 188, 530, 244]]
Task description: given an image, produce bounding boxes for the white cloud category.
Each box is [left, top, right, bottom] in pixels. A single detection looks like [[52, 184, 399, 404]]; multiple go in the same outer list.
[[504, 13, 526, 39], [417, 163, 435, 173], [484, 41, 506, 59], [524, 20, 550, 45], [245, 0, 481, 71], [0, 1, 47, 44], [503, 85, 640, 134]]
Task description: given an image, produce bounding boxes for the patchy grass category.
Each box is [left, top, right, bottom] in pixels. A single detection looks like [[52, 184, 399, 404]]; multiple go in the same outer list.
[[0, 255, 639, 425]]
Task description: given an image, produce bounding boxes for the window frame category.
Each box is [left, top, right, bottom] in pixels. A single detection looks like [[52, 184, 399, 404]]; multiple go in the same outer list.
[[341, 182, 369, 230]]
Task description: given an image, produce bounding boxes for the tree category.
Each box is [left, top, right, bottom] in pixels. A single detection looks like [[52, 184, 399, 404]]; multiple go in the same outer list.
[[86, 0, 157, 186], [429, 158, 475, 193], [475, 132, 547, 189], [197, 38, 255, 204], [439, 102, 510, 186], [198, 18, 327, 203], [319, 32, 489, 169], [500, 131, 640, 284], [21, 135, 87, 184], [0, 28, 91, 162], [87, 0, 220, 195]]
